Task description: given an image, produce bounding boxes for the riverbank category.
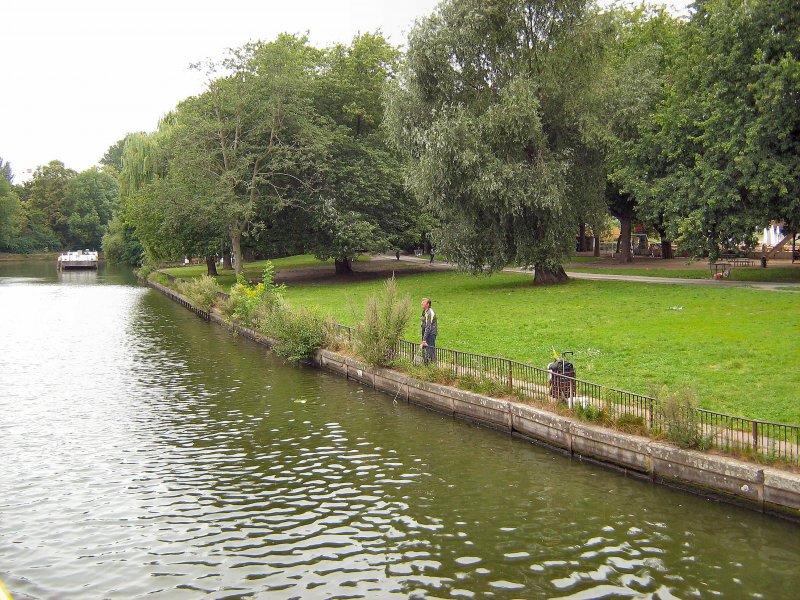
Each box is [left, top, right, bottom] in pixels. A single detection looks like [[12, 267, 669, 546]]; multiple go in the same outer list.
[[149, 279, 800, 521], [163, 257, 800, 424]]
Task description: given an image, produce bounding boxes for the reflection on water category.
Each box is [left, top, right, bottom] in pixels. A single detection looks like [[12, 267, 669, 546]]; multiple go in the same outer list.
[[0, 261, 799, 599]]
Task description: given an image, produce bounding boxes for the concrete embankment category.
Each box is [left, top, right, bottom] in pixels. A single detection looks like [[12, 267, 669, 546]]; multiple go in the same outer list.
[[150, 280, 800, 521]]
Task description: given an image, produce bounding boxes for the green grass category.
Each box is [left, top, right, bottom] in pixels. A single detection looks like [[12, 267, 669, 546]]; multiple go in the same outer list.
[[564, 262, 800, 282], [162, 254, 371, 289], [165, 256, 800, 424], [276, 270, 799, 425]]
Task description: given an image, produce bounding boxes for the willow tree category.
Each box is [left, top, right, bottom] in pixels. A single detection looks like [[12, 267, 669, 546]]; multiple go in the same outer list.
[[386, 0, 600, 284]]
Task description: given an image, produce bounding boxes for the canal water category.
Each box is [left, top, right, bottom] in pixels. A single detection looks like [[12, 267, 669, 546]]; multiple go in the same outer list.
[[1, 261, 798, 599]]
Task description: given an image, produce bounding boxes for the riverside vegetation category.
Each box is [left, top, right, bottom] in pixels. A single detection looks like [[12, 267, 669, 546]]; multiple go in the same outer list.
[[163, 257, 800, 425], [154, 262, 778, 464]]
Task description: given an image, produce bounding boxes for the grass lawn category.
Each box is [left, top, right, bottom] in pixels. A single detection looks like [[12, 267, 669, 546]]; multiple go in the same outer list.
[[162, 254, 372, 289], [563, 257, 800, 283], [165, 258, 800, 424]]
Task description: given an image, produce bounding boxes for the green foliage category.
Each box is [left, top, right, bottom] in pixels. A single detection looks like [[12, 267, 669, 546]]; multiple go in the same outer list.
[[353, 277, 412, 366], [457, 375, 514, 398], [387, 0, 603, 283], [63, 168, 119, 249], [642, 0, 800, 258], [615, 413, 647, 435], [25, 160, 76, 248], [265, 303, 330, 362], [179, 275, 222, 312], [101, 214, 144, 266], [220, 261, 328, 360], [574, 402, 608, 424], [0, 176, 21, 251], [655, 386, 712, 450]]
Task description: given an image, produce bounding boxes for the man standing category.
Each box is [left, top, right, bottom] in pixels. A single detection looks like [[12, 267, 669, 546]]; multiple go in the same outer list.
[[420, 297, 437, 364]]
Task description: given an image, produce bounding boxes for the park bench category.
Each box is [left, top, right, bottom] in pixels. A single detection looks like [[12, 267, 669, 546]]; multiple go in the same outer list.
[[731, 257, 754, 267]]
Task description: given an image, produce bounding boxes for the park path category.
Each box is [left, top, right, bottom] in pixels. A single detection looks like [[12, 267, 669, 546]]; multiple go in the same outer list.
[[378, 254, 800, 292]]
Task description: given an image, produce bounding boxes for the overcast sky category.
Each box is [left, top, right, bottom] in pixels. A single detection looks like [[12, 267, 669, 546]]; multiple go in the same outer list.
[[2, 0, 691, 181]]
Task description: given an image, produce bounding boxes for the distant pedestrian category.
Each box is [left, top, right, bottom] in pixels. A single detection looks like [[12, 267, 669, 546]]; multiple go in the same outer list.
[[396, 250, 400, 261], [420, 297, 437, 365], [429, 249, 435, 264]]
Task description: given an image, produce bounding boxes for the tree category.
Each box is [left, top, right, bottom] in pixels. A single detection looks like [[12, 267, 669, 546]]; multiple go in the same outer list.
[[63, 168, 119, 249], [101, 214, 144, 266], [0, 175, 21, 250], [100, 133, 143, 174], [646, 0, 799, 259], [25, 160, 76, 248], [386, 0, 601, 284], [0, 156, 14, 183], [181, 34, 328, 274], [306, 33, 424, 273]]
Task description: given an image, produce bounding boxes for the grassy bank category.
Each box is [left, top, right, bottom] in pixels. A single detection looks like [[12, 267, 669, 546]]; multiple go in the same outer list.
[[166, 258, 800, 424], [563, 257, 800, 283]]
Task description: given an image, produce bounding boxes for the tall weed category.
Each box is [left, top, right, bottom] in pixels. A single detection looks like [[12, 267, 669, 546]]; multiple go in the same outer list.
[[179, 275, 222, 312], [354, 277, 412, 366], [656, 386, 712, 450]]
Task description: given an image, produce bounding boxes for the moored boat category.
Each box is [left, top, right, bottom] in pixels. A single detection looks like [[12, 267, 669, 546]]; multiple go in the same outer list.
[[57, 249, 99, 270]]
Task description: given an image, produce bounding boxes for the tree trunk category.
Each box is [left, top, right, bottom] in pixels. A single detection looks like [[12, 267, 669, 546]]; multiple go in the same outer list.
[[223, 253, 233, 270], [335, 258, 353, 274], [230, 228, 243, 275], [661, 239, 673, 260], [533, 263, 569, 285], [593, 235, 600, 257], [578, 223, 587, 252], [205, 255, 218, 276], [618, 216, 633, 263]]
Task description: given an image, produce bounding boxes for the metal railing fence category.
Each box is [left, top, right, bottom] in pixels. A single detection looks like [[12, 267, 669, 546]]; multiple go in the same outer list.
[[330, 324, 799, 465]]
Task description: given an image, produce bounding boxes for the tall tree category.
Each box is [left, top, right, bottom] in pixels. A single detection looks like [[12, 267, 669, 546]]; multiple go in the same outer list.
[[182, 34, 327, 274], [63, 168, 119, 249], [0, 157, 14, 183], [647, 0, 799, 258], [0, 175, 21, 250], [386, 0, 601, 284], [594, 5, 683, 262], [100, 133, 143, 174], [26, 160, 76, 248], [306, 33, 423, 273]]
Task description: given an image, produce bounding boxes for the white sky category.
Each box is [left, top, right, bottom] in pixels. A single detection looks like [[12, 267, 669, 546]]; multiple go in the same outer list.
[[2, 0, 692, 181]]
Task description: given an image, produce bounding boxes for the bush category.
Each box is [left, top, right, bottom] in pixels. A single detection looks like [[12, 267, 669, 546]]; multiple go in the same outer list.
[[615, 413, 647, 435], [137, 263, 157, 282], [655, 386, 712, 450], [574, 401, 608, 423], [179, 275, 222, 312], [222, 263, 286, 326], [354, 276, 412, 366], [265, 302, 330, 361]]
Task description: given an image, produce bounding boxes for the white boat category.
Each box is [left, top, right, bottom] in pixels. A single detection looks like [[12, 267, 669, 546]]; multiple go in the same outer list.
[[57, 249, 99, 270]]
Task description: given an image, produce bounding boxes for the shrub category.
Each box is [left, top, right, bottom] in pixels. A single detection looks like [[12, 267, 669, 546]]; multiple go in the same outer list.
[[222, 263, 286, 326], [179, 275, 222, 312], [655, 386, 712, 450], [574, 401, 608, 423], [265, 302, 330, 361], [354, 276, 412, 367], [458, 374, 513, 397], [137, 263, 157, 282], [615, 413, 647, 435]]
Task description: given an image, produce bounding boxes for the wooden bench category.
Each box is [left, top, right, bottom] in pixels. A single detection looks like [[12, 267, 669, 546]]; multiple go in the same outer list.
[[731, 257, 754, 267]]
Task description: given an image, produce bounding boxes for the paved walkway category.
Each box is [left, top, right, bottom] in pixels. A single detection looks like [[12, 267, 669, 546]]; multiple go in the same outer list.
[[378, 254, 800, 291]]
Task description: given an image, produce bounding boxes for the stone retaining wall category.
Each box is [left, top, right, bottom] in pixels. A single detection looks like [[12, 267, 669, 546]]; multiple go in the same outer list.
[[150, 280, 800, 521]]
